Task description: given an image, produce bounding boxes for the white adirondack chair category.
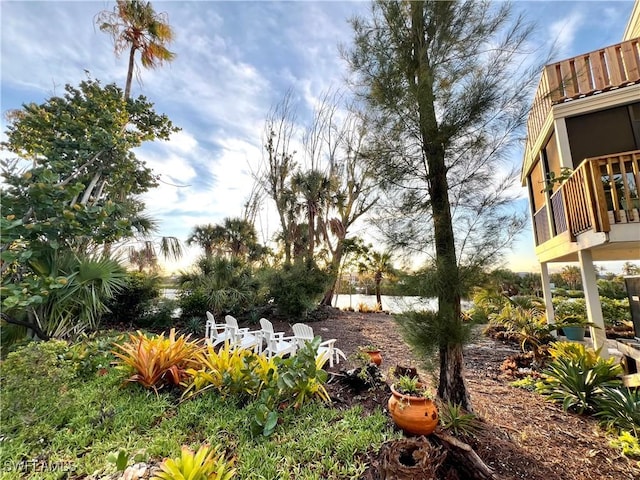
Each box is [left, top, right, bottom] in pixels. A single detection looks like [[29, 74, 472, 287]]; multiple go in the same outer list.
[[259, 318, 297, 359], [291, 323, 347, 367], [205, 311, 235, 346], [224, 315, 261, 352]]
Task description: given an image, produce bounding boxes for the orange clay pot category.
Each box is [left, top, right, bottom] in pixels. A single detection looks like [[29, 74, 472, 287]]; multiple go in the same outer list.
[[366, 350, 382, 366], [388, 384, 438, 436]]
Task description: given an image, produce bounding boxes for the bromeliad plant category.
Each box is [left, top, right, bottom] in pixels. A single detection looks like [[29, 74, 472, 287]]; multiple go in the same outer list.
[[537, 342, 622, 414], [182, 342, 277, 400], [593, 387, 640, 437], [112, 328, 202, 392], [153, 444, 236, 480]]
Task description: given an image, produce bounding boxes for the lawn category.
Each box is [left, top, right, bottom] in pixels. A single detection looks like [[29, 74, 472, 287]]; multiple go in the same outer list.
[[0, 333, 397, 480]]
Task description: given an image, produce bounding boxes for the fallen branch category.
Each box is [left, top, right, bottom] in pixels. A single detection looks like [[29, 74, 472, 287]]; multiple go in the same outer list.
[[433, 430, 496, 480]]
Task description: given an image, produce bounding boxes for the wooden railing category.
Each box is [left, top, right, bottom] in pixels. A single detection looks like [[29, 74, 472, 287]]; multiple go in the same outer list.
[[534, 150, 640, 245], [525, 37, 640, 161]]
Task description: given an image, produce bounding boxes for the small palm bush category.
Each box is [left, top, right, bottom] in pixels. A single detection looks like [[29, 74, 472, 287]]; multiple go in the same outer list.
[[537, 342, 622, 414], [112, 328, 202, 391]]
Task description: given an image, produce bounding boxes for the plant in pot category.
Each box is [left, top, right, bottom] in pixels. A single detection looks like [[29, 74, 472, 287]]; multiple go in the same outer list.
[[555, 314, 592, 341], [388, 375, 438, 436], [359, 344, 382, 366]]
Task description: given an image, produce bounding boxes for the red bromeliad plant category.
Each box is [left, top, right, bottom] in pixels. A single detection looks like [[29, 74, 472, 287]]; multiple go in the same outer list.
[[112, 328, 202, 391]]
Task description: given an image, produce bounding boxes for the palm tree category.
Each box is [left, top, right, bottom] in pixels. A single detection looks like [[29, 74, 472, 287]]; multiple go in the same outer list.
[[187, 224, 225, 259], [291, 170, 334, 260], [128, 245, 158, 272], [359, 249, 394, 310], [96, 0, 175, 98], [222, 217, 259, 258], [560, 265, 582, 291]]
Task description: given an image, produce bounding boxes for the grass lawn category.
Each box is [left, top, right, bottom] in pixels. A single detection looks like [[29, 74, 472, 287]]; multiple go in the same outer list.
[[0, 334, 398, 479]]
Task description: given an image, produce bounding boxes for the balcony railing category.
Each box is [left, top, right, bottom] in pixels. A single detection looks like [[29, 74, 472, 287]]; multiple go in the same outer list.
[[525, 37, 640, 160], [534, 150, 640, 246]]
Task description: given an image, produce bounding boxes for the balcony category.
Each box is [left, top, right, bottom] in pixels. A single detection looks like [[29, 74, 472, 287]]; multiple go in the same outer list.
[[524, 37, 640, 163], [533, 150, 640, 248]]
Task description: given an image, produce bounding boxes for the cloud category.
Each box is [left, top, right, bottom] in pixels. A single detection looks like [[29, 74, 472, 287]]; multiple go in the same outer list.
[[548, 11, 585, 60]]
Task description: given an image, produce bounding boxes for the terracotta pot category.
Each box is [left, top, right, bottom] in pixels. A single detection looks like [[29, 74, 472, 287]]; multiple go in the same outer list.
[[388, 384, 438, 436], [366, 350, 382, 366]]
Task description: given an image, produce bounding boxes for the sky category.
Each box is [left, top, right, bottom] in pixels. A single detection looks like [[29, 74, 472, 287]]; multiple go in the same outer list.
[[1, 0, 636, 274]]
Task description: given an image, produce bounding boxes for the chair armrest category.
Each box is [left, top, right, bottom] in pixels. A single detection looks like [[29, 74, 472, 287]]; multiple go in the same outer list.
[[319, 338, 336, 348]]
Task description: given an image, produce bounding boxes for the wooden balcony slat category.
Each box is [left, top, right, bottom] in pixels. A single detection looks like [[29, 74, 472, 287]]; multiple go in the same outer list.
[[563, 60, 579, 98], [590, 52, 607, 90], [621, 40, 640, 81], [576, 55, 593, 93], [545, 64, 562, 102], [588, 160, 610, 232], [605, 45, 624, 84], [525, 38, 640, 161]]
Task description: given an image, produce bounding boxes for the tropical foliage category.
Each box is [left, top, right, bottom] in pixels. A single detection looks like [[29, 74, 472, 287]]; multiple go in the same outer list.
[[177, 256, 263, 319], [112, 329, 202, 391], [97, 0, 175, 98], [537, 342, 623, 414], [1, 79, 178, 339], [153, 444, 236, 480]]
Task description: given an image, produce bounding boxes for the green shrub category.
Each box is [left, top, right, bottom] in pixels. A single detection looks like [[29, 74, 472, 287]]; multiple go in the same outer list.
[[103, 272, 161, 327], [178, 257, 263, 319], [266, 262, 330, 318], [554, 298, 586, 322], [139, 298, 178, 329], [178, 288, 210, 320], [537, 342, 622, 414], [593, 387, 640, 436], [600, 298, 631, 327], [597, 278, 628, 300]]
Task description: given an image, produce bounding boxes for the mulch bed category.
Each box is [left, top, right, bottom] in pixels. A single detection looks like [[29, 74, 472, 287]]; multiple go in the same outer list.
[[264, 308, 640, 480]]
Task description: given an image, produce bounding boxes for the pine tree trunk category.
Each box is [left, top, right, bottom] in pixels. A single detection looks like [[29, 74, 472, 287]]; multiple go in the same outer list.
[[410, 1, 470, 410]]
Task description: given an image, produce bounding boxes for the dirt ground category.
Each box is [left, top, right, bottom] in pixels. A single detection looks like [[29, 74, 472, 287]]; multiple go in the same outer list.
[[266, 308, 640, 480]]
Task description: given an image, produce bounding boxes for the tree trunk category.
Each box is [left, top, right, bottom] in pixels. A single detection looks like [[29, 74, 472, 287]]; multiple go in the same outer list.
[[124, 45, 136, 99], [375, 274, 383, 309], [320, 240, 345, 306], [410, 2, 470, 410], [1, 312, 49, 341]]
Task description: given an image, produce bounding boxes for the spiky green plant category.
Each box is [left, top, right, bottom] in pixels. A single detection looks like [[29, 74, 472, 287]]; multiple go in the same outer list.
[[537, 344, 622, 414], [439, 401, 481, 437], [152, 444, 235, 480], [593, 387, 640, 436]]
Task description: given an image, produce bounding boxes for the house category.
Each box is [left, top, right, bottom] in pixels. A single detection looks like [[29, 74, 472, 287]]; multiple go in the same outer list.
[[520, 0, 640, 360]]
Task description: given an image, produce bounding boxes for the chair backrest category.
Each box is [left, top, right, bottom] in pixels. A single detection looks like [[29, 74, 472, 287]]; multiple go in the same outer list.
[[259, 318, 274, 334], [292, 323, 314, 341], [225, 315, 239, 329], [205, 311, 216, 339]]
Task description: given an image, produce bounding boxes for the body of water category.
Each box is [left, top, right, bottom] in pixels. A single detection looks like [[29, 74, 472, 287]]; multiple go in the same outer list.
[[332, 294, 472, 314], [163, 290, 471, 315]]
